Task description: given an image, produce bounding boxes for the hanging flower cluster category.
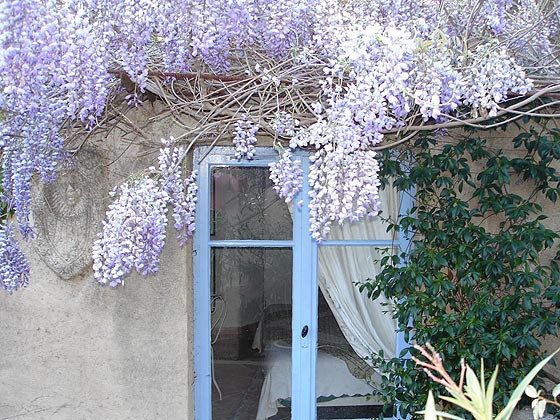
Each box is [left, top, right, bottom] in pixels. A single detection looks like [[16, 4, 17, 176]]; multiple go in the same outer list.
[[271, 112, 299, 137], [70, 0, 321, 83], [0, 0, 110, 238], [92, 177, 168, 286], [307, 148, 381, 240], [269, 149, 303, 203], [233, 116, 259, 160], [321, 23, 532, 131], [270, 18, 534, 240], [92, 140, 197, 287], [1, 0, 558, 289], [157, 140, 198, 245], [0, 221, 30, 294]]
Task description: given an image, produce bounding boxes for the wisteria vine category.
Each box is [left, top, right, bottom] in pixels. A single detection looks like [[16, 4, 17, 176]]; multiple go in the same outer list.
[[92, 139, 197, 286], [1, 0, 559, 290], [0, 221, 30, 293]]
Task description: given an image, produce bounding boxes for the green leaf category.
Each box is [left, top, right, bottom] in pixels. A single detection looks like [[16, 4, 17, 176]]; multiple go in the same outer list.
[[430, 410, 466, 420], [439, 395, 481, 418], [464, 365, 485, 414], [485, 367, 499, 419], [423, 390, 439, 420]]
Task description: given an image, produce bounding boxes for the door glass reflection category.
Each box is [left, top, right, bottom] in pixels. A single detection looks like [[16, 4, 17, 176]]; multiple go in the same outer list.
[[211, 166, 293, 241], [211, 247, 292, 420]]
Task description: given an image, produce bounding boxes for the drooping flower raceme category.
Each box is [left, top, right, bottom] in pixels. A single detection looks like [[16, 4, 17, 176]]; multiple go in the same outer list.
[[308, 147, 381, 241], [271, 112, 299, 137], [0, 221, 30, 294], [92, 177, 168, 287], [269, 149, 303, 203], [157, 139, 198, 244], [0, 0, 110, 238], [277, 20, 535, 241], [461, 45, 533, 117], [233, 116, 259, 160], [92, 140, 197, 286]]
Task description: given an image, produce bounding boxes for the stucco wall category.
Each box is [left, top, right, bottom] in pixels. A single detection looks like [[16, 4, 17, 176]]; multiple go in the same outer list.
[[0, 242, 192, 419], [0, 103, 195, 420]]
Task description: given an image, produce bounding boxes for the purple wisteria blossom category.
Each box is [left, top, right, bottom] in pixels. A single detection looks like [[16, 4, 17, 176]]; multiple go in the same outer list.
[[280, 18, 536, 241], [92, 140, 197, 286], [272, 112, 299, 137], [0, 221, 30, 294], [0, 0, 557, 287], [269, 149, 303, 203], [233, 116, 259, 160], [157, 139, 198, 244], [69, 0, 322, 75], [308, 148, 380, 241], [92, 178, 168, 286], [462, 45, 532, 117], [0, 0, 110, 237]]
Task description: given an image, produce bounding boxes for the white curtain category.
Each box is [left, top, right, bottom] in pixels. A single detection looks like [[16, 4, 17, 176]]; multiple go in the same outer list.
[[318, 184, 400, 361]]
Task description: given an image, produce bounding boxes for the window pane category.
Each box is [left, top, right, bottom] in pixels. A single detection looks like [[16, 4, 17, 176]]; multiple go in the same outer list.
[[211, 247, 292, 420], [315, 246, 395, 418], [211, 166, 293, 240]]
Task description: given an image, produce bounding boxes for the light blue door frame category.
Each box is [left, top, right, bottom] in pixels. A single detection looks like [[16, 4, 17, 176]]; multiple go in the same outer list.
[[291, 155, 318, 419], [193, 147, 316, 419], [193, 147, 411, 420]]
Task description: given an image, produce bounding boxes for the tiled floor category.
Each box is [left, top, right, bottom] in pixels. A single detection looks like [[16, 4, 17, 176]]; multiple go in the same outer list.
[[211, 361, 262, 419]]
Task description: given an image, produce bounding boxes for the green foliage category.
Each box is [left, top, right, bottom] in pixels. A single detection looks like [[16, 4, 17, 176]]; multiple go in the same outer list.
[[363, 127, 560, 418]]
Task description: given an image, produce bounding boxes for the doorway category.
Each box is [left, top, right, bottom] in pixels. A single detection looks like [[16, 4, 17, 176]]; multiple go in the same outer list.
[[194, 147, 407, 420]]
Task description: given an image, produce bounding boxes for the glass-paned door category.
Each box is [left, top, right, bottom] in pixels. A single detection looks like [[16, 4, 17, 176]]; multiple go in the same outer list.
[[211, 247, 292, 420], [195, 148, 314, 420], [195, 148, 408, 420]]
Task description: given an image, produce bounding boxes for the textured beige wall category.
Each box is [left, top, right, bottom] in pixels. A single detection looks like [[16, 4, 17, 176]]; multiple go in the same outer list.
[[0, 103, 194, 420], [0, 240, 192, 419]]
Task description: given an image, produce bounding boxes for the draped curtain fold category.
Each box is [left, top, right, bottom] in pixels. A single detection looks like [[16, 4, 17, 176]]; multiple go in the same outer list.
[[318, 185, 400, 362]]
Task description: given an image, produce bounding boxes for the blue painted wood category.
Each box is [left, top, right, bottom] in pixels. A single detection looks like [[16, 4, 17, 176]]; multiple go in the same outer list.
[[194, 147, 313, 420], [193, 147, 213, 420], [395, 186, 415, 420], [291, 153, 318, 420], [395, 186, 415, 361]]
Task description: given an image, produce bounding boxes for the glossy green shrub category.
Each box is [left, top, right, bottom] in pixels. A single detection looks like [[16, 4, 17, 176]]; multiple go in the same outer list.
[[363, 127, 560, 418]]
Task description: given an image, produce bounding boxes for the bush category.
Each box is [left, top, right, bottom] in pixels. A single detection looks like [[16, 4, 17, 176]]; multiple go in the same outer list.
[[362, 127, 560, 418]]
